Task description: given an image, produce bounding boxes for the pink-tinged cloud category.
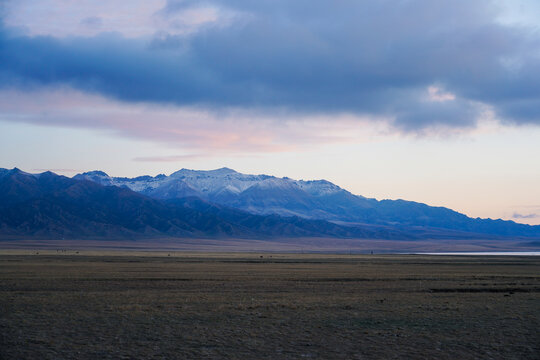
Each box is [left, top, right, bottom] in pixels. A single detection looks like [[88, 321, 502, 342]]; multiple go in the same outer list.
[[0, 88, 389, 155], [132, 153, 264, 162], [3, 0, 234, 38], [427, 86, 456, 102], [133, 154, 206, 162]]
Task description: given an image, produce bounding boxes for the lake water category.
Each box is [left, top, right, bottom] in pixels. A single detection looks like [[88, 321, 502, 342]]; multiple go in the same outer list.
[[417, 252, 540, 256]]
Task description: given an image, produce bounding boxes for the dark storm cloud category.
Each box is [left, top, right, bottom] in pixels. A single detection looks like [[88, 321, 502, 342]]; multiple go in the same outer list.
[[0, 0, 539, 130]]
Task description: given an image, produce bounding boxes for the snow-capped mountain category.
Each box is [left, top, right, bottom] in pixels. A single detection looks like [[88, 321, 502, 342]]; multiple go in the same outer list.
[[74, 168, 371, 220], [79, 168, 346, 198], [72, 167, 540, 238], [2, 168, 407, 240], [1, 167, 539, 239]]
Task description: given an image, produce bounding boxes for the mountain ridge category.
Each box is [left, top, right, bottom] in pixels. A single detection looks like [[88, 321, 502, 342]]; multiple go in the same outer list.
[[1, 167, 539, 240], [0, 168, 425, 240], [73, 167, 540, 237]]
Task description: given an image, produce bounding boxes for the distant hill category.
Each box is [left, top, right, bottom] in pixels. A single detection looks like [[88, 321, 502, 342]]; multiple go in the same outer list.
[[74, 167, 540, 238]]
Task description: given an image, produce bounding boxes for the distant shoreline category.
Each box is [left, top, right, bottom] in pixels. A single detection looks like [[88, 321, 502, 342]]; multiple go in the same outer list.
[[417, 251, 540, 256], [0, 238, 538, 254]]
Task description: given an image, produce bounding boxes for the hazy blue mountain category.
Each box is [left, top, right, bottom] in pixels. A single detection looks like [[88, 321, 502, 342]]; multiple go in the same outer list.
[[74, 168, 540, 238], [0, 168, 415, 240]]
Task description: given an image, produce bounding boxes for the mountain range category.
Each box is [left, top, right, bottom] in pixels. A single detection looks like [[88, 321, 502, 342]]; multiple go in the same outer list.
[[74, 168, 540, 237], [1, 167, 539, 241]]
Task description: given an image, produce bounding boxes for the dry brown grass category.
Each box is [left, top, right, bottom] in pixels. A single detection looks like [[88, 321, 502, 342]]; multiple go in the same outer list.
[[1, 253, 539, 359]]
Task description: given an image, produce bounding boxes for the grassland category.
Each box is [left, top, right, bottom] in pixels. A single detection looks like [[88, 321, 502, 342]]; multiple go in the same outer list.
[[0, 252, 539, 359]]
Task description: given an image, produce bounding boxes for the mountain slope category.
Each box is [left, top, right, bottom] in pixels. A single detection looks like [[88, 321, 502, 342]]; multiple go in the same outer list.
[[74, 168, 377, 220], [0, 168, 413, 240], [74, 168, 540, 238]]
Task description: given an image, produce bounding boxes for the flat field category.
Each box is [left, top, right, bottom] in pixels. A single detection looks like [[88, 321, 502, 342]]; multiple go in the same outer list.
[[0, 252, 539, 359]]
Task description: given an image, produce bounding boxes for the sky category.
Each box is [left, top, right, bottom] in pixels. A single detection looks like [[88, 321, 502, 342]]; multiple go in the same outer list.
[[0, 0, 539, 224]]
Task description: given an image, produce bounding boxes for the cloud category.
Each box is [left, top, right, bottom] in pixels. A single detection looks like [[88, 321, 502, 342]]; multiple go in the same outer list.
[[427, 87, 456, 102], [0, 0, 539, 131], [513, 212, 539, 219], [133, 154, 207, 162], [2, 0, 237, 38], [32, 168, 80, 173], [133, 152, 261, 162], [80, 17, 103, 29], [0, 88, 383, 153]]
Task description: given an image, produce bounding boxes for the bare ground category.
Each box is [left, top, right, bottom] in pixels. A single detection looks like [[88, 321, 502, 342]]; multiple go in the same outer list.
[[0, 252, 539, 359]]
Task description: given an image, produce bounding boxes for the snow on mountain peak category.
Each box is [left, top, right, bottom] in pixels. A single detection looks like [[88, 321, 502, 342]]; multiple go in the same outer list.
[[73, 167, 350, 200], [297, 179, 342, 196], [170, 167, 237, 178], [251, 177, 297, 190]]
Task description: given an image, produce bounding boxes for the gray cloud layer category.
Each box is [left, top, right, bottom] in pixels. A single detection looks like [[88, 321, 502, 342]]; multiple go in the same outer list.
[[0, 0, 539, 130]]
